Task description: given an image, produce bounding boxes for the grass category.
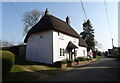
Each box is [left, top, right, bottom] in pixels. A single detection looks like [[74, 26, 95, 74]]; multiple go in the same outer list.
[[3, 59, 68, 81], [96, 56, 100, 59]]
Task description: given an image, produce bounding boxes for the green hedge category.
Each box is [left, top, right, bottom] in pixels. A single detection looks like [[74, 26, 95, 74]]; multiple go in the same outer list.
[[66, 60, 74, 63], [77, 57, 86, 61], [86, 58, 92, 60], [74, 58, 80, 62], [0, 50, 15, 77], [54, 60, 67, 64]]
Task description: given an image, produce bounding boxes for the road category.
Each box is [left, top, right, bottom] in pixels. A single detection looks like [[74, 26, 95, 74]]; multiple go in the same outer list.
[[45, 57, 120, 81]]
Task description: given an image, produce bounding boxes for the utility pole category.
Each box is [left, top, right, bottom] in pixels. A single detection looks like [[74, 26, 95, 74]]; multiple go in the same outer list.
[[112, 38, 114, 49]]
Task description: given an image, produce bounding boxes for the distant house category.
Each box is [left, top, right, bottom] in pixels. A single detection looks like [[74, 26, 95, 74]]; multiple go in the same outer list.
[[24, 8, 88, 64]]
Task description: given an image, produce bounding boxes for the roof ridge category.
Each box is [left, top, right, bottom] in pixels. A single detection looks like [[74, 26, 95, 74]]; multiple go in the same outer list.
[[48, 14, 80, 37]]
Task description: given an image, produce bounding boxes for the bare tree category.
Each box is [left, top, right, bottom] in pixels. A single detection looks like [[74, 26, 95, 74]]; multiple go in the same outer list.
[[22, 9, 44, 36], [1, 40, 14, 47]]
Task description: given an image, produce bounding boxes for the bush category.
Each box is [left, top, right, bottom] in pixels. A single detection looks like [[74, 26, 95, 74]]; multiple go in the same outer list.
[[54, 60, 67, 64], [97, 51, 104, 56], [74, 58, 80, 62], [86, 58, 92, 61], [0, 50, 15, 77], [77, 57, 86, 61], [66, 60, 74, 63]]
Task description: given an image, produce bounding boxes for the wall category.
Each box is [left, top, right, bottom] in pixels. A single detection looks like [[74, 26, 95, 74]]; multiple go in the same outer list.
[[53, 31, 87, 63], [26, 30, 53, 64], [77, 46, 87, 58]]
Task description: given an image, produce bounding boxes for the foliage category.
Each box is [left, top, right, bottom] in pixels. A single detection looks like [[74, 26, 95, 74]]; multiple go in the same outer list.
[[74, 58, 80, 62], [77, 57, 86, 61], [86, 58, 92, 60], [116, 55, 120, 61], [97, 51, 104, 56], [1, 40, 14, 47], [0, 50, 15, 77], [80, 19, 95, 50], [96, 55, 100, 59], [66, 60, 74, 63], [54, 60, 67, 64], [22, 9, 44, 35]]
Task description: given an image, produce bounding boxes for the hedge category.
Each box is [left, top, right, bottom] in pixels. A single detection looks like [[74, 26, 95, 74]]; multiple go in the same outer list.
[[0, 50, 15, 77], [66, 60, 75, 63], [54, 60, 67, 64], [77, 57, 86, 61]]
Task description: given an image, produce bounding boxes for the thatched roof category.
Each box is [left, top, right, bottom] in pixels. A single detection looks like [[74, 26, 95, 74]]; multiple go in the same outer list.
[[24, 14, 80, 43], [24, 10, 87, 47], [79, 37, 88, 47]]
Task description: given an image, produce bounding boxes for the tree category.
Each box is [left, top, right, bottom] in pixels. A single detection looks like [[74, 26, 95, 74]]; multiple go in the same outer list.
[[22, 9, 44, 36], [1, 40, 14, 47], [80, 19, 95, 51]]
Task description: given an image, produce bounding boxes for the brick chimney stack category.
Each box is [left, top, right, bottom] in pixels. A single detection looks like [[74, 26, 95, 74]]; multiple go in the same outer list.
[[66, 16, 70, 24], [45, 8, 49, 15]]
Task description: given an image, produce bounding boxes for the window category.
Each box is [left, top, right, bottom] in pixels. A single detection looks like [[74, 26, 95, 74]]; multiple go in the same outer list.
[[83, 50, 85, 56], [59, 34, 64, 40], [60, 48, 65, 56], [30, 35, 34, 40], [58, 32, 60, 36]]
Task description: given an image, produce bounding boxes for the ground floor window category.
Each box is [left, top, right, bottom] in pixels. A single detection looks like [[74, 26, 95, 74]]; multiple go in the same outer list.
[[83, 50, 85, 56], [60, 48, 65, 56]]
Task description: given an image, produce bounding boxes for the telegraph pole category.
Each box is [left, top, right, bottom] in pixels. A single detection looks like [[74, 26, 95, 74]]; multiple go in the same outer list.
[[112, 38, 114, 49]]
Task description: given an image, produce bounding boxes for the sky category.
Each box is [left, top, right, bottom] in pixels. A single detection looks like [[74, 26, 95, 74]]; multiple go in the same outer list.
[[1, 1, 118, 52]]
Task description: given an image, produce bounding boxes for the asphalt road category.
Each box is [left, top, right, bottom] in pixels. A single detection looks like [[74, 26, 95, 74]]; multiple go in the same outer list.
[[45, 57, 120, 81]]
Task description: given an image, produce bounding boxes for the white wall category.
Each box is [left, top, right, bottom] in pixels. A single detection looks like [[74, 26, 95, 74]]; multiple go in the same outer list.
[[26, 30, 87, 64], [77, 46, 87, 58], [53, 31, 87, 63], [26, 30, 53, 64]]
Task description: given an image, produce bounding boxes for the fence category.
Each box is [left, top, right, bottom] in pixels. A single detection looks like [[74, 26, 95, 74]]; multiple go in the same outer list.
[[2, 45, 26, 60]]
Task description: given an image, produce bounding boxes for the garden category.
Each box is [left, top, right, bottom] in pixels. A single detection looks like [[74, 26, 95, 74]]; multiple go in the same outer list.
[[1, 50, 99, 82]]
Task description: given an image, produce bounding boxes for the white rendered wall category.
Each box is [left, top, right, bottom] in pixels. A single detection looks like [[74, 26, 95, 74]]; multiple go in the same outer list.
[[53, 31, 87, 63], [77, 46, 87, 58], [26, 30, 53, 64]]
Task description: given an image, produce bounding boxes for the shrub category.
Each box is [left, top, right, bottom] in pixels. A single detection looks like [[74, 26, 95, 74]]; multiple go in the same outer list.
[[96, 55, 100, 59], [86, 58, 92, 61], [97, 51, 104, 56], [66, 60, 74, 63], [0, 50, 15, 77], [77, 57, 86, 61], [54, 60, 67, 64], [74, 58, 80, 62]]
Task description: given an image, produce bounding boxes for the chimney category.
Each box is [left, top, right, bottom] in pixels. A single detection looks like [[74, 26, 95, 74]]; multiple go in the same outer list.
[[45, 8, 49, 15], [66, 16, 70, 24]]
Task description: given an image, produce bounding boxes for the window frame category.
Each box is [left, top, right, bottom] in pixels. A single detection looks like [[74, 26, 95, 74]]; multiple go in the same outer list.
[[60, 48, 65, 56]]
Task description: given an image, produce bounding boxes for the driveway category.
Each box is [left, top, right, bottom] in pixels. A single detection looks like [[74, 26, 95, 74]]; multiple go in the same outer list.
[[44, 57, 120, 81]]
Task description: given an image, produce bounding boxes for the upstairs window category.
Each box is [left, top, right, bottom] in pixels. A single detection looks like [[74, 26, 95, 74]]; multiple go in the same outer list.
[[60, 48, 65, 56], [30, 35, 34, 40], [59, 34, 64, 40]]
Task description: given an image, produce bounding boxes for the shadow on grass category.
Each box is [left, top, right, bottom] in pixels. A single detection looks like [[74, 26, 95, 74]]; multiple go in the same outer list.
[[14, 59, 54, 67], [2, 69, 66, 82]]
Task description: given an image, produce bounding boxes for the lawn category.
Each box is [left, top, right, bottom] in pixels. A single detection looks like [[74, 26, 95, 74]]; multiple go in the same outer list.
[[2, 59, 68, 81]]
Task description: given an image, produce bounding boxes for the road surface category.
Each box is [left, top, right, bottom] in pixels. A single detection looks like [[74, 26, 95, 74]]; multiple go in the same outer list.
[[45, 57, 120, 81]]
